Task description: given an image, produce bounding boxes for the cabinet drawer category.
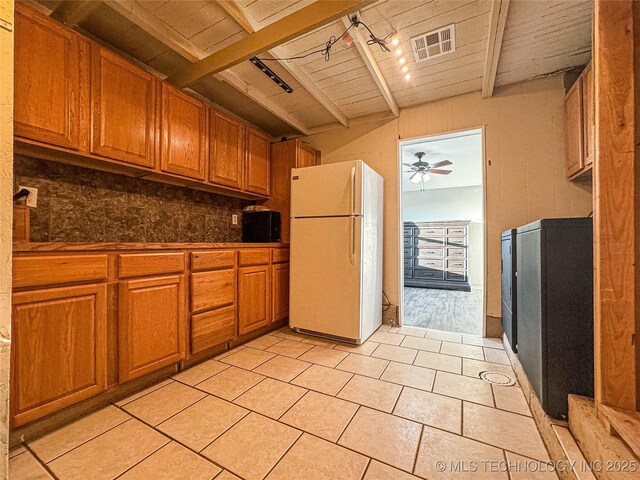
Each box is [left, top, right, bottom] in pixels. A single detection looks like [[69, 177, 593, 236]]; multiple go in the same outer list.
[[191, 250, 235, 271], [418, 227, 444, 236], [191, 269, 235, 313], [447, 227, 466, 236], [238, 249, 270, 266], [403, 258, 412, 268], [414, 269, 444, 279], [446, 271, 467, 282], [403, 247, 413, 257], [403, 228, 413, 236], [13, 255, 108, 288], [414, 258, 444, 269], [403, 237, 412, 248], [272, 249, 290, 264], [118, 253, 185, 278], [447, 248, 465, 257], [416, 237, 444, 247], [447, 237, 466, 247], [191, 306, 236, 354], [418, 247, 444, 258], [447, 259, 467, 270]]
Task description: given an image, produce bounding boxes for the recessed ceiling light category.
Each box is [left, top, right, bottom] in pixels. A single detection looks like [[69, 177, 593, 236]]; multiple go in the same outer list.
[[391, 35, 400, 47], [404, 73, 412, 80], [402, 65, 409, 73], [399, 57, 407, 65], [395, 48, 403, 56]]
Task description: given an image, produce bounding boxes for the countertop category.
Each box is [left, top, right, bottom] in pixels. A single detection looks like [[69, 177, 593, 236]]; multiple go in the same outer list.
[[13, 242, 288, 253]]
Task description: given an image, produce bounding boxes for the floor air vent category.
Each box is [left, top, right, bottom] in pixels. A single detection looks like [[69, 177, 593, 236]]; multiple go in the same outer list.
[[479, 371, 516, 386], [410, 24, 456, 63]]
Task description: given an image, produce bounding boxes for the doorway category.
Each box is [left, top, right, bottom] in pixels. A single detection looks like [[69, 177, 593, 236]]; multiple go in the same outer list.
[[399, 128, 485, 336]]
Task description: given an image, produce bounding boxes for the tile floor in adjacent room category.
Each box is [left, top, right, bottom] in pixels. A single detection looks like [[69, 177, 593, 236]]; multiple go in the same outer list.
[[10, 325, 557, 480]]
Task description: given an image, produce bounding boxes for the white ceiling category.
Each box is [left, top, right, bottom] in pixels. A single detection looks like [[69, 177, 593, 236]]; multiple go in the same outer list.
[[34, 0, 594, 136], [401, 129, 483, 191]]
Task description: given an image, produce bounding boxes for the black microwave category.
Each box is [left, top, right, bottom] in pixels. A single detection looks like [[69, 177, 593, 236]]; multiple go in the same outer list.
[[242, 211, 281, 243]]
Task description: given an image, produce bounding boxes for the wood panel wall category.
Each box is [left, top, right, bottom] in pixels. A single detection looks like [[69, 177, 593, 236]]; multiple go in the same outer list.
[[305, 76, 593, 321]]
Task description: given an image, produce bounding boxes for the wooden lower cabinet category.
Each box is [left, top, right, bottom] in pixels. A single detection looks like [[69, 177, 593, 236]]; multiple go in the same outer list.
[[119, 275, 186, 382], [272, 263, 290, 322], [238, 265, 271, 335], [11, 284, 107, 427], [191, 306, 236, 354]]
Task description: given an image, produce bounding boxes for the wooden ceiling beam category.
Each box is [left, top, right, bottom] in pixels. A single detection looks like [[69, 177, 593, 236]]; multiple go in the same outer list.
[[51, 0, 102, 26], [482, 0, 510, 98], [218, 0, 349, 127], [342, 15, 399, 117], [167, 0, 375, 88], [104, 0, 309, 134]]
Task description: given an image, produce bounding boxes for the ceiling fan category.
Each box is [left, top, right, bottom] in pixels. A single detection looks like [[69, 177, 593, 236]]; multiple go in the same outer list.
[[403, 152, 453, 191]]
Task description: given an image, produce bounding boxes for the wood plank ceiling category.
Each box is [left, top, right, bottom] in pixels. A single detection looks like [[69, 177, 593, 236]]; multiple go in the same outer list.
[[30, 0, 593, 136]]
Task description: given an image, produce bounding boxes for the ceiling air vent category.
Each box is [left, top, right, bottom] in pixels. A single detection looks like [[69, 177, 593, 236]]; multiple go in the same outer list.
[[410, 24, 456, 63]]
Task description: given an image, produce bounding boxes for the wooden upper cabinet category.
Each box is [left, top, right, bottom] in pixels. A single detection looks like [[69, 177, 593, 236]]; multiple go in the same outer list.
[[564, 80, 584, 177], [160, 84, 206, 181], [90, 46, 156, 168], [238, 265, 271, 335], [209, 109, 244, 190], [582, 63, 595, 167], [119, 274, 186, 382], [245, 127, 271, 196], [11, 284, 107, 427], [14, 5, 81, 150], [298, 143, 319, 168]]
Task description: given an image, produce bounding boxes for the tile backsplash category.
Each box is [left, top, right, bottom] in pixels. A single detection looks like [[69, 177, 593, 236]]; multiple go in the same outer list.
[[14, 155, 251, 243]]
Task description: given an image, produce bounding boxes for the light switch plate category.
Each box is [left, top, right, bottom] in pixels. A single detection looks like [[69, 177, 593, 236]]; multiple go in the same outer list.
[[232, 214, 238, 225], [18, 186, 38, 208]]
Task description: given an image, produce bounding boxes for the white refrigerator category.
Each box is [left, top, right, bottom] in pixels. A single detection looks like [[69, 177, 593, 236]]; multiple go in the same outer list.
[[289, 160, 383, 344]]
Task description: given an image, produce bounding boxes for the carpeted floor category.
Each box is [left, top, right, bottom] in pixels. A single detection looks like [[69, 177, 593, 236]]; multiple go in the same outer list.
[[402, 287, 483, 336]]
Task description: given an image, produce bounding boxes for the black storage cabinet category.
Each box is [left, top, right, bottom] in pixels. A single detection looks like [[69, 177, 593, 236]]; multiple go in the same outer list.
[[501, 229, 517, 352], [516, 218, 593, 419]]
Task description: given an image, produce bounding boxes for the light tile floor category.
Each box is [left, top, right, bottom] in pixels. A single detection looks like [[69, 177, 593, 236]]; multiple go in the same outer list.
[[10, 325, 558, 480]]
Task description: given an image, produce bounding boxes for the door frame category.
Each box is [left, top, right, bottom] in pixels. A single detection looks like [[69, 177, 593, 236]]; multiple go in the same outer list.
[[397, 126, 488, 336]]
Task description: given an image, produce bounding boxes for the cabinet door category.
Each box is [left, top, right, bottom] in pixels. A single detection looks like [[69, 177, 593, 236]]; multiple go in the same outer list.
[[160, 84, 206, 180], [210, 109, 244, 189], [582, 64, 594, 167], [90, 46, 156, 168], [11, 284, 107, 427], [119, 275, 186, 382], [245, 128, 271, 196], [272, 263, 290, 322], [14, 5, 80, 150], [564, 80, 584, 177], [238, 265, 270, 335], [297, 143, 318, 168]]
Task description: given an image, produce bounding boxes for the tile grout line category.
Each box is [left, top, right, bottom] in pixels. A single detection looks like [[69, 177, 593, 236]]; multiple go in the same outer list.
[[112, 403, 241, 477], [411, 424, 425, 475], [359, 457, 372, 480], [259, 429, 304, 479], [23, 442, 62, 480], [111, 437, 171, 480]]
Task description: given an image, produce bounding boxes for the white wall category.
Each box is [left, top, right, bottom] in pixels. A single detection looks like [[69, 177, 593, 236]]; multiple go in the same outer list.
[[403, 186, 483, 222], [305, 75, 593, 324]]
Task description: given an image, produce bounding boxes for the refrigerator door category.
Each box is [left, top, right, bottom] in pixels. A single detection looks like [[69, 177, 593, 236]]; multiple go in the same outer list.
[[289, 216, 363, 341], [291, 160, 363, 218]]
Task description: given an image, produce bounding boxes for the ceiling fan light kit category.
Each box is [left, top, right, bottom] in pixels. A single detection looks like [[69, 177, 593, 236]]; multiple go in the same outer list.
[[403, 152, 453, 191]]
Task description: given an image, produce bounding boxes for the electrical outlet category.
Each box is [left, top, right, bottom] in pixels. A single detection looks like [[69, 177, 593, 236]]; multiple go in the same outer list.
[[232, 214, 238, 225], [18, 186, 38, 208]]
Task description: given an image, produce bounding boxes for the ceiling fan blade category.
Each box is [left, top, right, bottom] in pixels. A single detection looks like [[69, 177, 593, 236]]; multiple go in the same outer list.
[[402, 163, 415, 168], [430, 160, 452, 168], [429, 169, 453, 175]]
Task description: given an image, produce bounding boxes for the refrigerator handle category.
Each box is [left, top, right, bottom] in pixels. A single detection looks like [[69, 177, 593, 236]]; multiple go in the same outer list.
[[350, 166, 356, 216], [349, 216, 355, 265]]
